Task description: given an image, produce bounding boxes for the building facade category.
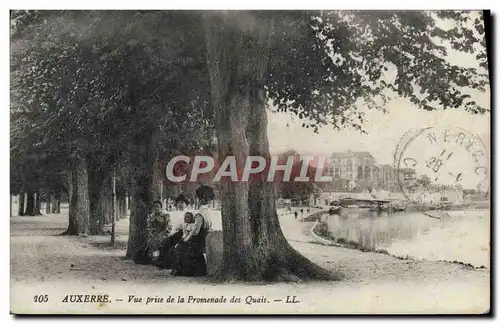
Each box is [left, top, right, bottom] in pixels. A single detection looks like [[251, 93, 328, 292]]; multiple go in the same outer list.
[[326, 151, 398, 191]]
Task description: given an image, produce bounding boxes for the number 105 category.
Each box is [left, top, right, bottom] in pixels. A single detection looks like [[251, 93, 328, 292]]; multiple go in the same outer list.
[[33, 295, 48, 303]]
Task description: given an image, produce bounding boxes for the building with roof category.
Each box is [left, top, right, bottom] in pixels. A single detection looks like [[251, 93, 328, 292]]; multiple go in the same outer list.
[[324, 150, 399, 191]]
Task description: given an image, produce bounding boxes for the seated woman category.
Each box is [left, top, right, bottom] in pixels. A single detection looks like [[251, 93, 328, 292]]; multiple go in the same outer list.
[[171, 200, 212, 277], [157, 222, 183, 269], [134, 200, 172, 265]]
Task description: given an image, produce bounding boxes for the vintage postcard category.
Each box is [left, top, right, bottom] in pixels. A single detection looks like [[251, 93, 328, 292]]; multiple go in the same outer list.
[[10, 9, 490, 315]]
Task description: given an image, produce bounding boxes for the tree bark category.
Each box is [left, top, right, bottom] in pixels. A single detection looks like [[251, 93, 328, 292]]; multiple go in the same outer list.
[[125, 134, 154, 258], [61, 168, 78, 235], [25, 191, 35, 216], [10, 195, 12, 217], [116, 194, 122, 220], [111, 169, 117, 246], [152, 159, 163, 202], [151, 126, 165, 204], [117, 192, 126, 220], [101, 178, 113, 225], [18, 193, 25, 216], [45, 194, 51, 214], [121, 195, 127, 218], [34, 192, 42, 215], [61, 158, 90, 235], [62, 170, 78, 235], [89, 163, 110, 235], [89, 166, 102, 234], [75, 158, 90, 234], [205, 12, 340, 282]]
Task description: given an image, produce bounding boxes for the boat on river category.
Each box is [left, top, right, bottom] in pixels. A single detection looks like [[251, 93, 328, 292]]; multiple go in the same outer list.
[[392, 205, 407, 212], [328, 205, 341, 215], [330, 197, 408, 215]]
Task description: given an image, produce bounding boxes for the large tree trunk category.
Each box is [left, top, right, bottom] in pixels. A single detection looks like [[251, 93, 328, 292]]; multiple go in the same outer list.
[[117, 188, 127, 220], [89, 163, 110, 235], [205, 12, 340, 282], [45, 194, 51, 214], [75, 159, 91, 234], [62, 169, 78, 235], [18, 193, 25, 216], [115, 182, 123, 221], [121, 195, 127, 218], [34, 192, 42, 215], [61, 158, 90, 235], [151, 128, 164, 203], [25, 191, 35, 216], [125, 134, 154, 258], [100, 177, 113, 225], [152, 159, 163, 202], [89, 184, 104, 235], [111, 169, 117, 245], [10, 195, 12, 217], [116, 194, 122, 220]]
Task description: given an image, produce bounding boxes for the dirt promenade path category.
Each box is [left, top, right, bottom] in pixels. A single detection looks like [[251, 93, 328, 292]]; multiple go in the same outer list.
[[10, 212, 489, 314]]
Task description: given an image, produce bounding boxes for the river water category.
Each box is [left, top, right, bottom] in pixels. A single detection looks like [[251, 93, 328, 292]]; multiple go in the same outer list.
[[321, 208, 490, 268]]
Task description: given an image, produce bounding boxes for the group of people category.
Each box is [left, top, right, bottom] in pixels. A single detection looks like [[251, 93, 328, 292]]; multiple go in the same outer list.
[[164, 198, 196, 212], [134, 194, 212, 277], [293, 208, 310, 221]]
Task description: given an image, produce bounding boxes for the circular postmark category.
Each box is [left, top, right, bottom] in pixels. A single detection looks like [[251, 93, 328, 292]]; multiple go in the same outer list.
[[394, 126, 489, 217]]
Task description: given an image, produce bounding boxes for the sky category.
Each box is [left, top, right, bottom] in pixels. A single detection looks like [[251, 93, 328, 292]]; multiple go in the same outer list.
[[267, 12, 491, 169], [266, 91, 490, 191], [267, 95, 490, 166]]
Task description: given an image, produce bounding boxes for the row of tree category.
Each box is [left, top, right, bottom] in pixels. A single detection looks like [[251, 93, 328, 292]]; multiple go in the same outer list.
[[14, 192, 61, 216], [10, 10, 489, 281]]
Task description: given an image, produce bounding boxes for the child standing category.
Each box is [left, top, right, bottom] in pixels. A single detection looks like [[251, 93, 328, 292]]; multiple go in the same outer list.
[[181, 212, 196, 242]]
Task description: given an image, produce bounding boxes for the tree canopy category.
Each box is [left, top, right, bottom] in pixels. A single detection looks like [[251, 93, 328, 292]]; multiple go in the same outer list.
[[12, 10, 488, 144], [10, 10, 489, 281]]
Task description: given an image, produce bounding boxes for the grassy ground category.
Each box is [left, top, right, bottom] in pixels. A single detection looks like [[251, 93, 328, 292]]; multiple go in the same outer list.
[[10, 209, 490, 314]]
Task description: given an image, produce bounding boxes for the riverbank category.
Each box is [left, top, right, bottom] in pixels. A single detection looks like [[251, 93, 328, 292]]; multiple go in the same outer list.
[[402, 201, 490, 212], [310, 220, 488, 270], [10, 212, 490, 314]]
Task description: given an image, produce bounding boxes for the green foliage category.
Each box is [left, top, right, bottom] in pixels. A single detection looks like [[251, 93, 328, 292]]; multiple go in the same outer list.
[[267, 10, 488, 134], [11, 11, 214, 193], [275, 150, 317, 203], [10, 10, 488, 195]]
